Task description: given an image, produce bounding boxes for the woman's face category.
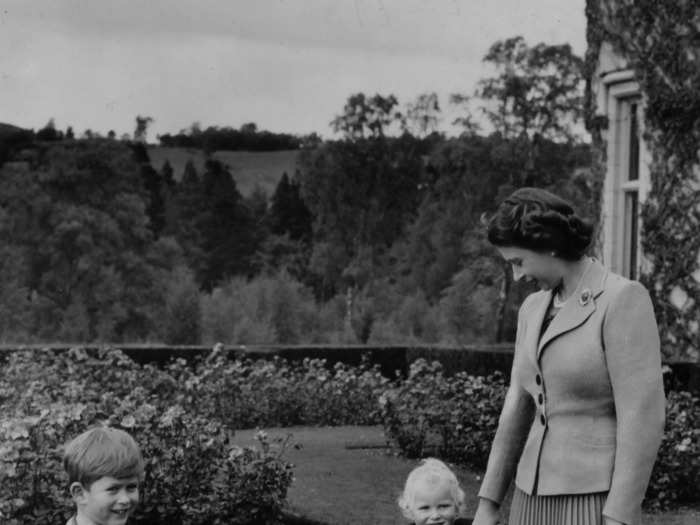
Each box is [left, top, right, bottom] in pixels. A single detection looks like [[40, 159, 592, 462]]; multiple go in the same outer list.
[[497, 246, 561, 291]]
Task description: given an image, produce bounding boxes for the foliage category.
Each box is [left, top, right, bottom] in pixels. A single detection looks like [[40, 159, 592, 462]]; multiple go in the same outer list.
[[297, 133, 424, 297], [367, 291, 442, 345], [472, 36, 585, 141], [379, 359, 507, 470], [646, 389, 700, 509], [267, 171, 312, 242], [0, 139, 178, 342], [199, 159, 259, 289], [330, 93, 403, 139], [168, 353, 391, 428], [158, 122, 301, 151], [402, 92, 442, 138], [439, 257, 505, 344], [201, 270, 319, 345], [0, 349, 294, 525], [586, 0, 700, 361], [161, 265, 202, 344]]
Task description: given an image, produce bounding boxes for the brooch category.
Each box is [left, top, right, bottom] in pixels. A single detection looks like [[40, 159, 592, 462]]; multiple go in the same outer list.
[[579, 288, 592, 306]]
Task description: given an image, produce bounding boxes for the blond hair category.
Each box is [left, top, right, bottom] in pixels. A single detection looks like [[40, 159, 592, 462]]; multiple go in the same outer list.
[[397, 458, 466, 520], [63, 426, 144, 488]]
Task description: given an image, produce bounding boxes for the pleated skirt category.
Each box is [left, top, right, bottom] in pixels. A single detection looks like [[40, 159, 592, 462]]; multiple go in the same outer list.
[[508, 487, 608, 525]]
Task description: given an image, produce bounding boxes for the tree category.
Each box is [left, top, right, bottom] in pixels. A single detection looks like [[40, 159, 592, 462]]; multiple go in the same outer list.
[[449, 94, 482, 136], [162, 265, 202, 344], [298, 133, 424, 297], [403, 92, 441, 138], [198, 159, 258, 289], [0, 139, 177, 341], [471, 36, 585, 141], [173, 160, 207, 279], [330, 93, 403, 139], [134, 115, 154, 143], [36, 118, 62, 142], [267, 172, 312, 242], [132, 142, 166, 237]]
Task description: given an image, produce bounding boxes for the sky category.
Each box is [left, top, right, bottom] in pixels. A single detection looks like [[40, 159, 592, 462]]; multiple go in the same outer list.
[[0, 0, 587, 141]]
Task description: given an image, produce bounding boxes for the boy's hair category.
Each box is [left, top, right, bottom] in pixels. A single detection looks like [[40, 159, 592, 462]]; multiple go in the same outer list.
[[63, 426, 144, 487], [398, 458, 466, 520]]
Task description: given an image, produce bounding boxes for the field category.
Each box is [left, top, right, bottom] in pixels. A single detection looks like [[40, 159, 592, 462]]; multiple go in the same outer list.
[[147, 146, 299, 197]]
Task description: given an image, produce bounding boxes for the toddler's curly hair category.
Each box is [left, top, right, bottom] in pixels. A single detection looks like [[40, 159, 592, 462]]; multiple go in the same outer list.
[[397, 458, 466, 520]]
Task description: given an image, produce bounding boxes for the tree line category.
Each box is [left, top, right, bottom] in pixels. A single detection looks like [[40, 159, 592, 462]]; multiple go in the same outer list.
[[0, 36, 595, 345]]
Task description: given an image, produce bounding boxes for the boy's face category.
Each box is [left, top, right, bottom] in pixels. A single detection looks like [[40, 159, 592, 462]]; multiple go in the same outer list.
[[409, 477, 458, 525], [71, 476, 139, 525]]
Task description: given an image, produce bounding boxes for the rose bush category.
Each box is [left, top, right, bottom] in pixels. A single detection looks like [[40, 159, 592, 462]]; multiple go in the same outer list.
[[1, 348, 698, 516], [0, 349, 293, 525]]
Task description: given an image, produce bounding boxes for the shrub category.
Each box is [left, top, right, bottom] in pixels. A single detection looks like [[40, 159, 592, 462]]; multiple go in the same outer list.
[[0, 349, 293, 525], [646, 390, 700, 509], [368, 292, 442, 344], [201, 271, 318, 344], [380, 358, 700, 510], [170, 353, 391, 428], [379, 359, 507, 469]]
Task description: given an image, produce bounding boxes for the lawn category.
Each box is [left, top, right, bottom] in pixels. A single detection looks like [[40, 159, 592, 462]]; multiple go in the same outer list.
[[234, 426, 700, 525]]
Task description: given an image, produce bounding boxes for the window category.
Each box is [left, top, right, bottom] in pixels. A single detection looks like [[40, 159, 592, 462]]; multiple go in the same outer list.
[[619, 99, 642, 280], [599, 71, 650, 280], [623, 189, 639, 280]]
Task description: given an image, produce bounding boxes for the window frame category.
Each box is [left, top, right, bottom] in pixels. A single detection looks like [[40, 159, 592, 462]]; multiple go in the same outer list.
[[599, 72, 651, 280]]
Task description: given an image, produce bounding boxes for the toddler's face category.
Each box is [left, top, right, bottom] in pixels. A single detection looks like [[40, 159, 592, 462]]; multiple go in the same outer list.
[[409, 477, 458, 525], [75, 475, 139, 525]]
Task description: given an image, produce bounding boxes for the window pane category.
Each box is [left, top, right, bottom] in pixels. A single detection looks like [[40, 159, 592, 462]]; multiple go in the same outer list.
[[628, 102, 640, 181], [624, 190, 639, 279]]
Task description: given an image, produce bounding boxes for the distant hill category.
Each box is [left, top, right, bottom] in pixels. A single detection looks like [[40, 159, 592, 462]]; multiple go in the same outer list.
[[0, 122, 30, 137], [147, 146, 300, 198]]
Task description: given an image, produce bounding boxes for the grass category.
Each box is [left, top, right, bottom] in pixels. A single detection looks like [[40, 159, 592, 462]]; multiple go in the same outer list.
[[147, 146, 299, 197], [233, 426, 700, 525]]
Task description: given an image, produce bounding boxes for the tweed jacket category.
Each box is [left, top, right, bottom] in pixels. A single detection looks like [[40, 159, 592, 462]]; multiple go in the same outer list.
[[478, 259, 665, 525]]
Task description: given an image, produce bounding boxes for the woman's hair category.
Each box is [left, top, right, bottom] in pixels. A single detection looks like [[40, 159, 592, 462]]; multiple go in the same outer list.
[[63, 426, 144, 487], [397, 458, 466, 520], [485, 187, 594, 260]]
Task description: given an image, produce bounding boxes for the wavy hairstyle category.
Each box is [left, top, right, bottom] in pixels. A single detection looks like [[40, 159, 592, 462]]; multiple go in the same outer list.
[[485, 187, 594, 261]]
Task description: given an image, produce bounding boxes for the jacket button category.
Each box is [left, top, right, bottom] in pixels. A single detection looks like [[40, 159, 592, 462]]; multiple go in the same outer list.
[[535, 374, 542, 385], [538, 393, 543, 405], [540, 414, 546, 425]]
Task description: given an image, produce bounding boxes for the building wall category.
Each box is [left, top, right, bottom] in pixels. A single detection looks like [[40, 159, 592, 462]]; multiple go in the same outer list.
[[589, 43, 650, 280]]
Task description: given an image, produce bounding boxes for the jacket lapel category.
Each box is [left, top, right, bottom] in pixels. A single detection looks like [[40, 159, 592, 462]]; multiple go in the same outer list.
[[525, 290, 553, 365], [536, 258, 608, 360]]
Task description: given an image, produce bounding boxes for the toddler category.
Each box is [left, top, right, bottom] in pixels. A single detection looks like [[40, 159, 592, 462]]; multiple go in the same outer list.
[[398, 458, 470, 525], [63, 426, 144, 525]]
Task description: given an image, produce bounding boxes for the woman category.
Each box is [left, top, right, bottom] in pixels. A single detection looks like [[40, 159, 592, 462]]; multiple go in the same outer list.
[[473, 188, 665, 525]]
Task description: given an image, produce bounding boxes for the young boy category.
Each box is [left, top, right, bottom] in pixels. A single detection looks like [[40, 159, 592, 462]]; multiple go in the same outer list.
[[63, 426, 144, 525], [398, 458, 471, 525]]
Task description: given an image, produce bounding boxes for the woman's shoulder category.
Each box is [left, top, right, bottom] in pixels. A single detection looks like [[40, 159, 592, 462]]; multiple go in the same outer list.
[[602, 271, 651, 303]]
